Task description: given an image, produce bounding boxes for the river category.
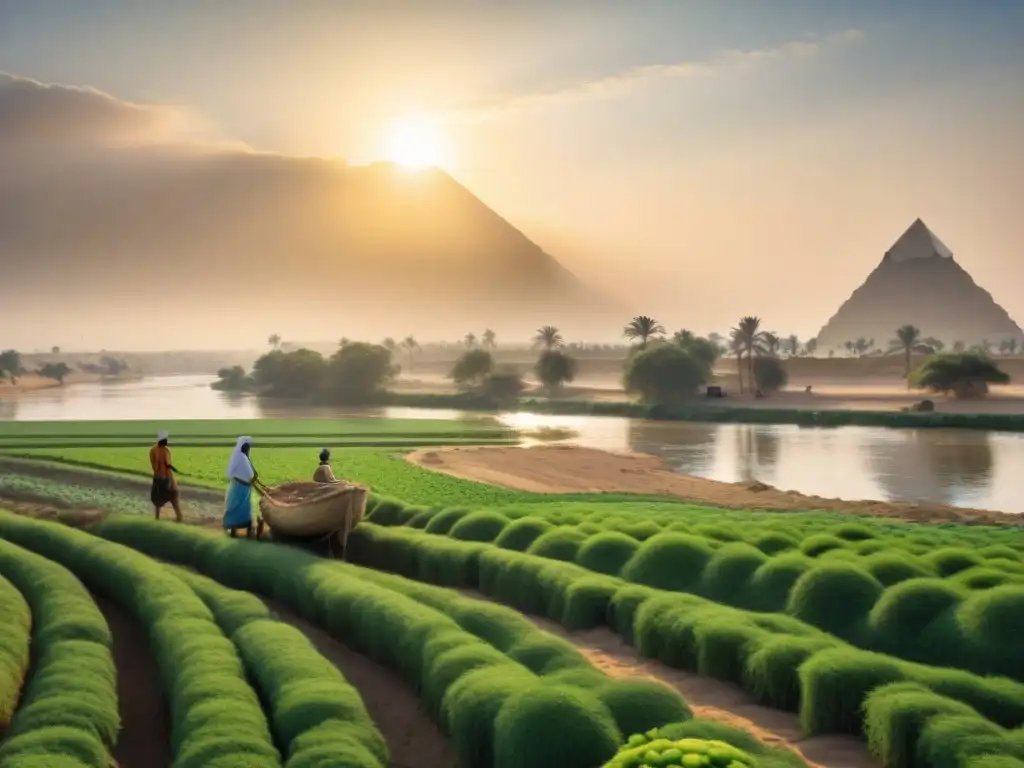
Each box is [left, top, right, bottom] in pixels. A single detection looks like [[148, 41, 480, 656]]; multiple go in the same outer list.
[[2, 375, 1023, 514]]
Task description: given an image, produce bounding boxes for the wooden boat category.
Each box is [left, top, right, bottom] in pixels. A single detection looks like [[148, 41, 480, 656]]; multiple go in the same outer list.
[[258, 481, 368, 554]]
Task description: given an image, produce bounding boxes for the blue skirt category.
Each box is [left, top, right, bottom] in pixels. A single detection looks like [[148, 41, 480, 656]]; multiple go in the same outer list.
[[223, 479, 252, 529]]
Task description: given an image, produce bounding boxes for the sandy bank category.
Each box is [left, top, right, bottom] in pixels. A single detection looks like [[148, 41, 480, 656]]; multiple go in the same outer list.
[[406, 445, 1021, 526]]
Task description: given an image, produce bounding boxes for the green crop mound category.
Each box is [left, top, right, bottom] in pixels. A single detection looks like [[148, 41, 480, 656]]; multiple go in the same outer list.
[[0, 537, 118, 767], [0, 573, 30, 730]]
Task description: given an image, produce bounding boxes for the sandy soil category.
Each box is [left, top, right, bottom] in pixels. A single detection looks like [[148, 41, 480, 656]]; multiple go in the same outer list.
[[263, 599, 455, 768], [406, 445, 1022, 526], [0, 373, 104, 396], [536, 616, 872, 768], [93, 594, 172, 768]]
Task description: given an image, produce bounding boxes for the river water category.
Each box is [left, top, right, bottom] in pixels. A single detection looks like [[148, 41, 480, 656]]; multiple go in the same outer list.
[[3, 375, 1023, 514]]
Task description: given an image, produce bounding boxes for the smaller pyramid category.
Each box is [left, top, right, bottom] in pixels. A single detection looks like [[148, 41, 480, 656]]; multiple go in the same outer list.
[[813, 219, 1024, 352]]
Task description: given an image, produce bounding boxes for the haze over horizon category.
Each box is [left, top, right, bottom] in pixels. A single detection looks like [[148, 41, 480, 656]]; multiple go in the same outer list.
[[1, 0, 1023, 351]]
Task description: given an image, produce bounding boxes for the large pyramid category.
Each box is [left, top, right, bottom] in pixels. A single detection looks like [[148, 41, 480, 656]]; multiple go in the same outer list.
[[813, 219, 1024, 352]]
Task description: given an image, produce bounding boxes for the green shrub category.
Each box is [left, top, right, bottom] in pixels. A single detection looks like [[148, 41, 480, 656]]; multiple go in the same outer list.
[[0, 537, 118, 767], [954, 567, 1015, 590], [926, 548, 985, 577], [868, 579, 967, 649], [575, 532, 640, 576], [602, 728, 756, 768], [493, 686, 622, 768], [956, 586, 1024, 680], [691, 524, 742, 543], [424, 507, 472, 535], [449, 511, 511, 542], [749, 531, 798, 555], [800, 534, 848, 557], [743, 635, 832, 711], [495, 517, 554, 551], [863, 682, 978, 768], [0, 573, 30, 729], [699, 543, 768, 604], [0, 512, 278, 768], [786, 562, 882, 636], [745, 553, 812, 611], [829, 523, 878, 542], [527, 527, 587, 562], [862, 552, 936, 586], [622, 534, 714, 592], [596, 679, 692, 738]]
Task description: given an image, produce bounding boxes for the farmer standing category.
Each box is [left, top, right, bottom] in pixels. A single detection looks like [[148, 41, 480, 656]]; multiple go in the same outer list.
[[149, 431, 183, 522]]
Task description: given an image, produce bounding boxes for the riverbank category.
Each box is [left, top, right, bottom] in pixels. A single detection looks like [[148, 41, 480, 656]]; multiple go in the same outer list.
[[406, 445, 1023, 526], [0, 372, 143, 396]]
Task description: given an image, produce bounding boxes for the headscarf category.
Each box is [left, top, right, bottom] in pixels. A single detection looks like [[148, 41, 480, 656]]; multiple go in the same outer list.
[[226, 436, 255, 482], [319, 448, 330, 464], [157, 431, 169, 442]]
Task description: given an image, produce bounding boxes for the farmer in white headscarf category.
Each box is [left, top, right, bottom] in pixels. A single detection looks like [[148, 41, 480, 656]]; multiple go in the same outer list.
[[223, 436, 258, 537]]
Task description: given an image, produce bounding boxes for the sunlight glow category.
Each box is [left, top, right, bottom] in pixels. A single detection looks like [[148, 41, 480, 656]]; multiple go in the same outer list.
[[381, 113, 449, 169]]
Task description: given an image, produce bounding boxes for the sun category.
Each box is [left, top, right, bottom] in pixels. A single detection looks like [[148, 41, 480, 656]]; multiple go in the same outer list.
[[381, 113, 448, 170]]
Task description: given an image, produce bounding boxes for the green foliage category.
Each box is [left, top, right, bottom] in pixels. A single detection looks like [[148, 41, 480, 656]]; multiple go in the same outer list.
[[175, 567, 388, 766], [0, 573, 30, 729], [212, 365, 250, 392], [527, 527, 588, 562], [622, 534, 714, 592], [623, 344, 710, 404], [90, 515, 688, 767], [451, 349, 495, 389], [0, 512, 279, 767], [0, 349, 23, 382], [0, 538, 118, 767], [326, 342, 400, 403], [575, 532, 640, 576], [252, 348, 329, 397], [534, 349, 578, 392], [449, 511, 512, 542], [911, 352, 1010, 398], [481, 369, 527, 404], [752, 356, 788, 393], [36, 362, 72, 384]]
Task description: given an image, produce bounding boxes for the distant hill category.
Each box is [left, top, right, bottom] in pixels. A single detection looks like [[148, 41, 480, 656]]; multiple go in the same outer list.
[[813, 219, 1024, 352], [0, 154, 614, 341]]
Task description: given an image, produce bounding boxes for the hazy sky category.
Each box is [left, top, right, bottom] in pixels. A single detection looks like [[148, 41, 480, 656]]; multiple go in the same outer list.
[[2, 0, 1024, 347]]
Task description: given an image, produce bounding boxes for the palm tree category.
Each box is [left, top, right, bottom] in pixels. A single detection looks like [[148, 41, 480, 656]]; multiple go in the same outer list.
[[672, 329, 695, 346], [785, 334, 800, 357], [382, 337, 397, 353], [268, 334, 281, 350], [533, 326, 564, 350], [729, 330, 746, 394], [804, 338, 818, 357], [853, 337, 875, 357], [463, 332, 477, 348], [888, 324, 924, 385], [401, 336, 419, 370], [623, 316, 665, 348], [481, 329, 497, 349], [731, 316, 768, 394], [338, 337, 350, 348], [763, 332, 781, 357]]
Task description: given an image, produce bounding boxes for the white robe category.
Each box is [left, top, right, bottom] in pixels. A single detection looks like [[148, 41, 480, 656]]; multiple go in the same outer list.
[[226, 436, 255, 483]]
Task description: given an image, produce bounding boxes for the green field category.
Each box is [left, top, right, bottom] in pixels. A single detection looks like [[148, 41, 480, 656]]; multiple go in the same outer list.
[[2, 419, 1024, 768]]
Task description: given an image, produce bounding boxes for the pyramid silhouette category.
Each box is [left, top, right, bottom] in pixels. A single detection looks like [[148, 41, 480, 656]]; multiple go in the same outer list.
[[813, 219, 1024, 352]]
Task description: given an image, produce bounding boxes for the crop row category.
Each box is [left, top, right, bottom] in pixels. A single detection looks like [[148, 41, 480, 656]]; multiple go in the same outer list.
[[369, 496, 1024, 551], [344, 522, 1024, 747], [363, 501, 1024, 680], [0, 537, 119, 767], [0, 511, 280, 767], [0, 573, 29, 731], [173, 566, 389, 767], [88, 515, 811, 768]]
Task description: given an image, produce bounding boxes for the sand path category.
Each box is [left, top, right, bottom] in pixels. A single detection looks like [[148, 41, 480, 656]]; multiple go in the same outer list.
[[406, 445, 1022, 526], [93, 595, 172, 768]]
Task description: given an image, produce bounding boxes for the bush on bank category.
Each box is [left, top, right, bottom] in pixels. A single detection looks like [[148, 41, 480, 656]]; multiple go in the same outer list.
[[0, 512, 279, 768], [0, 537, 118, 767]]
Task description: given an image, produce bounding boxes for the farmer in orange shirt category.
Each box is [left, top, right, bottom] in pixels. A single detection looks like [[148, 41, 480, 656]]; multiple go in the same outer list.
[[150, 431, 183, 522]]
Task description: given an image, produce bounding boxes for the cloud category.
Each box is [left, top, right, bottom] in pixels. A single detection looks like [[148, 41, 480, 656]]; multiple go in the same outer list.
[[451, 28, 864, 121], [0, 71, 233, 150]]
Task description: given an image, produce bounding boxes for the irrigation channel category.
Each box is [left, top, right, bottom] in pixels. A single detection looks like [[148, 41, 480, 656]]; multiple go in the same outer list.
[[3, 374, 1024, 514]]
